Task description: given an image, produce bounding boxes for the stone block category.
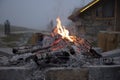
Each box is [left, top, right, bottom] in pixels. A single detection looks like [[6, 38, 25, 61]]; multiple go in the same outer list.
[[88, 65, 120, 80], [45, 68, 88, 80]]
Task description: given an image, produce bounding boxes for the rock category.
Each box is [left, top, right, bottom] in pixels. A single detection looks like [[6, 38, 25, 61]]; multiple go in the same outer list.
[[0, 66, 33, 80], [45, 68, 88, 80]]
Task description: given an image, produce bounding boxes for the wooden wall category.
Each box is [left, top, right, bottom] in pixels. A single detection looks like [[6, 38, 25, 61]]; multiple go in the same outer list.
[[115, 0, 120, 31]]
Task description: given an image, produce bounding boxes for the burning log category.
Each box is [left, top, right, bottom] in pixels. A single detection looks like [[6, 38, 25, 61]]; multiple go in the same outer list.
[[88, 48, 102, 58], [12, 45, 51, 54]]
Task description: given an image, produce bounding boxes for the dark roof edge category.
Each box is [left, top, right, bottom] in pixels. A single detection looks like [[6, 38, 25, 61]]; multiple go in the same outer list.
[[68, 0, 102, 21]]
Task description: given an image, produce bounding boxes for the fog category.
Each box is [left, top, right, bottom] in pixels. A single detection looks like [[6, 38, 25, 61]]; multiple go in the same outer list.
[[0, 0, 92, 30]]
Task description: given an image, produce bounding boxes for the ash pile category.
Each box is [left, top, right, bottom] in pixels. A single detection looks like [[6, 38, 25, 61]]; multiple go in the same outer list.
[[11, 40, 102, 68], [9, 34, 103, 80]]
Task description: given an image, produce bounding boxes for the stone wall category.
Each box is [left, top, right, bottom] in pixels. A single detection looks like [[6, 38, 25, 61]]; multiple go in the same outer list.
[[88, 65, 120, 80], [0, 66, 32, 80], [45, 65, 120, 80]]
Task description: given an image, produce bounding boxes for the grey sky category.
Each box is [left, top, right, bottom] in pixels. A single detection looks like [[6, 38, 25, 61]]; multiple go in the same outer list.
[[0, 0, 92, 30]]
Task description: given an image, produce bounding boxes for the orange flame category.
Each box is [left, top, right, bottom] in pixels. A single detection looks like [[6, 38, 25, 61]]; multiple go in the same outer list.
[[55, 17, 74, 42], [53, 17, 90, 47]]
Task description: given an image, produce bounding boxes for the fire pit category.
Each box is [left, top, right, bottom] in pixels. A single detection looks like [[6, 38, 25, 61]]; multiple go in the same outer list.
[[0, 17, 120, 80], [11, 17, 102, 67]]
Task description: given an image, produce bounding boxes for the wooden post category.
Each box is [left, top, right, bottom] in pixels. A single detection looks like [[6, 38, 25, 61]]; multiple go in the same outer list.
[[98, 31, 120, 52], [98, 31, 108, 51], [106, 32, 119, 51], [115, 0, 120, 31]]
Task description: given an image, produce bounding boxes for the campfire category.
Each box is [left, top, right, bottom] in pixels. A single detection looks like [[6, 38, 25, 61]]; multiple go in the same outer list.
[[45, 17, 101, 57], [51, 17, 91, 53], [12, 17, 102, 67]]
